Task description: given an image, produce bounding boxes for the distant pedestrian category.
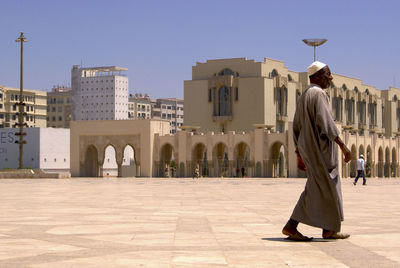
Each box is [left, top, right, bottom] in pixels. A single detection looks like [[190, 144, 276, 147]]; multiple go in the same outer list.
[[241, 167, 245, 177], [193, 165, 200, 179], [164, 165, 169, 177], [354, 154, 366, 185], [236, 167, 240, 177]]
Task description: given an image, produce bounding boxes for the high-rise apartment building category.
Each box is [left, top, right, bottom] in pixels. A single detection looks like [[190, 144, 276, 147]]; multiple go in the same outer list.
[[151, 98, 184, 133], [47, 86, 72, 128], [128, 93, 152, 119], [0, 85, 47, 128], [71, 65, 129, 121]]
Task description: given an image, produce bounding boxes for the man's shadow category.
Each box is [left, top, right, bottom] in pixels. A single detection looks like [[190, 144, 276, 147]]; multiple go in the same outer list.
[[262, 237, 333, 243]]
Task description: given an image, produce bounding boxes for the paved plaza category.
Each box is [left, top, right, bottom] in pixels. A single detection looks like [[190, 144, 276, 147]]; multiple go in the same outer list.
[[0, 177, 399, 267]]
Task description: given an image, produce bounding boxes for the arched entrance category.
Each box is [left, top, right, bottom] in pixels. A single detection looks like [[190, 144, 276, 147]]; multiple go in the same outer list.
[[234, 142, 250, 177], [378, 147, 384, 177], [121, 145, 138, 177], [84, 145, 99, 177], [350, 145, 357, 177], [160, 143, 174, 177], [366, 145, 373, 177], [385, 147, 390, 177], [270, 142, 286, 178], [192, 143, 207, 177], [213, 143, 228, 177], [102, 145, 117, 177], [392, 147, 397, 177]]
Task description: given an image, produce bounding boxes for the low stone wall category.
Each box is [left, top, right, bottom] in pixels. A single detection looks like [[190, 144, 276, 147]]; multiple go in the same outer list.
[[0, 169, 71, 179]]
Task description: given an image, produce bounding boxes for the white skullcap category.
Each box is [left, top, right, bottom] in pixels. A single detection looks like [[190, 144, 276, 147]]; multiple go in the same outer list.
[[308, 61, 327, 76], [360, 154, 364, 158]]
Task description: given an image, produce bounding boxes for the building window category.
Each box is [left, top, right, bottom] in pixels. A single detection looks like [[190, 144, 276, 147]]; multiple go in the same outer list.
[[217, 86, 232, 116], [235, 87, 239, 101]]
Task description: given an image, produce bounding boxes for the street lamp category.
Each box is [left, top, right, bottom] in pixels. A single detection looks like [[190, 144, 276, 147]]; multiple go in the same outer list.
[[302, 38, 327, 61], [15, 32, 28, 169]]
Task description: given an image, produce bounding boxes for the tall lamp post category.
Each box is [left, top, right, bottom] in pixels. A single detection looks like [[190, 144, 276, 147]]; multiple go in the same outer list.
[[302, 39, 327, 61], [15, 32, 28, 169]]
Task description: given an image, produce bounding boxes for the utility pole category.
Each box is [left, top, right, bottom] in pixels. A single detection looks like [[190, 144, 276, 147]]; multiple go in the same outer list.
[[15, 32, 27, 169]]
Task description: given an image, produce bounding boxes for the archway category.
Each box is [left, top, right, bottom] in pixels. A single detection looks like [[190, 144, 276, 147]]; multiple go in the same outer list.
[[378, 147, 384, 177], [392, 147, 397, 177], [213, 143, 228, 177], [385, 147, 390, 177], [84, 145, 99, 177], [121, 145, 137, 177], [270, 142, 286, 178], [256, 162, 262, 177], [234, 142, 250, 177], [192, 143, 207, 177], [160, 143, 174, 177], [366, 145, 373, 177], [350, 145, 357, 177], [102, 145, 117, 177]]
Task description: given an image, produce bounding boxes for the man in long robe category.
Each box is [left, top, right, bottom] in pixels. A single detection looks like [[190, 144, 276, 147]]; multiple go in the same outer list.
[[282, 61, 352, 241]]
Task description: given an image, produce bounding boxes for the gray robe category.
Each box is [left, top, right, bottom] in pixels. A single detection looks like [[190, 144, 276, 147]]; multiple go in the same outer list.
[[291, 84, 343, 232]]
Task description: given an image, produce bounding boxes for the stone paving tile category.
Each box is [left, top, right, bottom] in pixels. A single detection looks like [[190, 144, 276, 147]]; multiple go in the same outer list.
[[0, 177, 399, 267]]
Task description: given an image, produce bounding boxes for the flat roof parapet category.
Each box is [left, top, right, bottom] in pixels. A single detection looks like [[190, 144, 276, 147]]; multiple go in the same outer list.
[[79, 66, 128, 72]]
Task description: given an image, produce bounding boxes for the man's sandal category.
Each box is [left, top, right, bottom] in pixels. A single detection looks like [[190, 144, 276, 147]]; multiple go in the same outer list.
[[282, 227, 313, 241], [322, 231, 350, 239]]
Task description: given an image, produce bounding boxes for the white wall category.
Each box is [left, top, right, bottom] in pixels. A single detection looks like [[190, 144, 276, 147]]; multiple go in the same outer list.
[[0, 128, 69, 172], [39, 128, 70, 171]]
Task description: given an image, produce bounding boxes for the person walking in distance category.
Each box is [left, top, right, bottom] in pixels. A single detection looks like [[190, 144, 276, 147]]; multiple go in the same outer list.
[[282, 61, 352, 241], [354, 154, 366, 185]]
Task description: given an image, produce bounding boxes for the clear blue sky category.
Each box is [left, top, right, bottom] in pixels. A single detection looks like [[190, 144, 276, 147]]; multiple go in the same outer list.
[[0, 0, 399, 98]]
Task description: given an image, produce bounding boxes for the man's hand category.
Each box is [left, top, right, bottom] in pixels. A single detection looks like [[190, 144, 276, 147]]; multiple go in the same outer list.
[[334, 136, 352, 163], [342, 146, 351, 163], [297, 154, 306, 171]]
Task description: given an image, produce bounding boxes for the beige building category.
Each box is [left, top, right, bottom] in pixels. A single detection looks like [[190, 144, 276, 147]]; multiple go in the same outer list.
[[128, 93, 152, 120], [47, 86, 72, 128], [151, 98, 184, 134], [71, 57, 400, 179], [0, 85, 47, 128]]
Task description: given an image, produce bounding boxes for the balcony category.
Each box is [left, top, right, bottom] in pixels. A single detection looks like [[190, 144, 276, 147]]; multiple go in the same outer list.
[[358, 123, 367, 129]]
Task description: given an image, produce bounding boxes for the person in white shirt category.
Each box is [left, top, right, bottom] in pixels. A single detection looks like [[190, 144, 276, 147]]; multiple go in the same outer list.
[[354, 154, 366, 185]]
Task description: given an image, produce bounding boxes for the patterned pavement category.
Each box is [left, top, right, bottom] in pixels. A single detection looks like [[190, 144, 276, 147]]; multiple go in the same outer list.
[[0, 177, 399, 267]]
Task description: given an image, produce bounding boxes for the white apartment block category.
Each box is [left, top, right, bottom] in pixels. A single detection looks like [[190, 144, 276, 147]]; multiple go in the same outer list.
[[0, 85, 47, 128], [71, 66, 129, 121], [151, 98, 184, 134], [128, 93, 152, 120]]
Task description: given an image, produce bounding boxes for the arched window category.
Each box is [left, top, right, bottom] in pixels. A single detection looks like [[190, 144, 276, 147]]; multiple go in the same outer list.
[[393, 95, 398, 101], [271, 69, 278, 78], [354, 86, 359, 93], [218, 68, 235, 76], [276, 87, 281, 115], [342, 84, 347, 91], [288, 74, 293, 81], [217, 86, 232, 116]]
